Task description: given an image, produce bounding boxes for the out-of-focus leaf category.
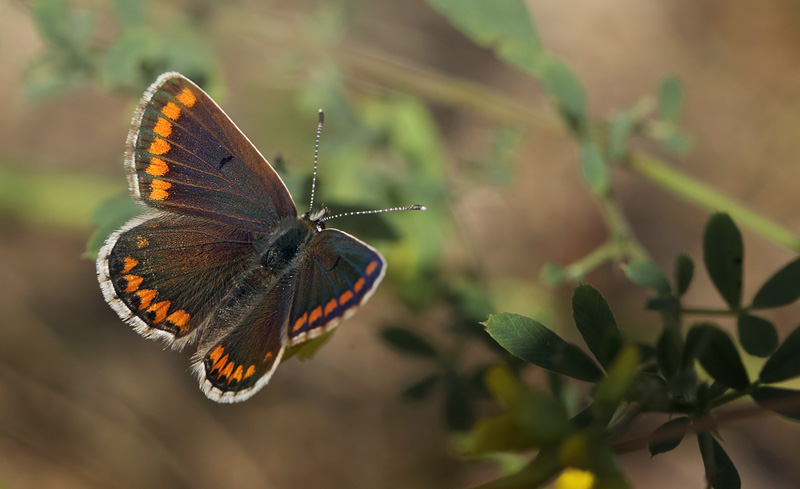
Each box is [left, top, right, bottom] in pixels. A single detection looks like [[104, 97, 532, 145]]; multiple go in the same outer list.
[[379, 327, 438, 358], [87, 193, 141, 258], [685, 324, 749, 390], [697, 432, 741, 489], [657, 328, 682, 380], [751, 257, 800, 309], [402, 373, 440, 402], [703, 213, 744, 309], [579, 140, 610, 195], [593, 345, 640, 413], [484, 313, 603, 382], [444, 381, 473, 432], [649, 416, 691, 457], [539, 56, 588, 132], [608, 111, 634, 162], [751, 387, 800, 422], [424, 0, 543, 74], [541, 262, 568, 285], [759, 325, 800, 383], [571, 285, 622, 369], [674, 252, 694, 297], [658, 76, 683, 124], [625, 260, 671, 296], [736, 314, 778, 358]]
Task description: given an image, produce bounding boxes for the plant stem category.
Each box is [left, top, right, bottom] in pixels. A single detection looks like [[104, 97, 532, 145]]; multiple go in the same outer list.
[[627, 152, 800, 253], [680, 308, 739, 316]]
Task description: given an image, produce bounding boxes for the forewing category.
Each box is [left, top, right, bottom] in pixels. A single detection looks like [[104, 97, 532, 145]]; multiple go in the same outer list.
[[287, 229, 386, 345], [96, 212, 254, 349], [127, 72, 297, 231]]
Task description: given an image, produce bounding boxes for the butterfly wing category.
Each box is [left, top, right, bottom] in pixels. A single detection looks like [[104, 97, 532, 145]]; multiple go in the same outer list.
[[127, 72, 297, 231], [286, 229, 386, 345], [191, 270, 294, 403], [96, 213, 256, 349]]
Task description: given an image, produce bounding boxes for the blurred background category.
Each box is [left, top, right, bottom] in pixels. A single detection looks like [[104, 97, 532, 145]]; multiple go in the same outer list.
[[2, 0, 800, 487]]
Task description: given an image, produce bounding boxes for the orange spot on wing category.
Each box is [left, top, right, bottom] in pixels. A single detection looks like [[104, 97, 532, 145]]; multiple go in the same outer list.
[[366, 260, 379, 276], [146, 157, 168, 176], [212, 354, 229, 373], [162, 102, 180, 120], [149, 179, 172, 201], [147, 300, 171, 323], [292, 312, 308, 332], [177, 88, 196, 107], [354, 278, 365, 293], [153, 117, 172, 138], [221, 361, 234, 378], [231, 365, 244, 382], [123, 274, 143, 293], [263, 351, 274, 362], [122, 257, 139, 273], [136, 236, 149, 249], [244, 365, 256, 379], [209, 345, 224, 364], [308, 306, 323, 326], [324, 298, 338, 316], [166, 310, 190, 332], [148, 138, 170, 155], [339, 290, 354, 305], [135, 289, 157, 309]]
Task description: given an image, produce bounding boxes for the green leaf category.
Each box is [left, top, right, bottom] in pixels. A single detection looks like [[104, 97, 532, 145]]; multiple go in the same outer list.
[[484, 313, 603, 382], [379, 327, 438, 358], [645, 297, 681, 311], [649, 417, 691, 457], [86, 193, 141, 258], [759, 324, 800, 383], [674, 253, 694, 297], [608, 111, 635, 162], [579, 140, 610, 195], [736, 314, 778, 358], [697, 433, 741, 489], [444, 381, 473, 431], [657, 328, 682, 380], [685, 324, 749, 390], [751, 257, 800, 309], [538, 56, 588, 132], [540, 262, 567, 285], [593, 345, 640, 412], [658, 76, 683, 124], [424, 0, 542, 74], [571, 285, 622, 369], [751, 387, 800, 422], [703, 213, 744, 309], [625, 260, 672, 296], [402, 373, 440, 402]]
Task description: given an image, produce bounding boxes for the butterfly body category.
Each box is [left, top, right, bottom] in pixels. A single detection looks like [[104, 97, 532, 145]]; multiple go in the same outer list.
[[97, 73, 391, 403]]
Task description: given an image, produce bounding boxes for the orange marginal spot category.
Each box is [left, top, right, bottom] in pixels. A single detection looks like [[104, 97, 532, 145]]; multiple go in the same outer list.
[[354, 277, 365, 293], [123, 274, 143, 293], [166, 310, 191, 332], [292, 312, 308, 332], [308, 306, 323, 326], [212, 354, 229, 374], [153, 117, 172, 138], [263, 351, 274, 362], [146, 157, 169, 177], [147, 300, 171, 323], [177, 88, 196, 107], [148, 138, 170, 156], [231, 365, 244, 382], [366, 260, 379, 276], [121, 257, 139, 274], [135, 289, 157, 309], [149, 179, 172, 201], [339, 290, 354, 305], [324, 298, 338, 316], [221, 362, 234, 379], [136, 236, 149, 249], [209, 345, 225, 364], [244, 365, 256, 379], [161, 102, 180, 120]]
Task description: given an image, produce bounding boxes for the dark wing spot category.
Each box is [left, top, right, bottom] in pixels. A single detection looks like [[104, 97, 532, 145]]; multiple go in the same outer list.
[[219, 155, 234, 170]]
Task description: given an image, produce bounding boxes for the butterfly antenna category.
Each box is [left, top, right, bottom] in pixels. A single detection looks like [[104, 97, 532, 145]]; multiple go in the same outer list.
[[308, 109, 324, 213], [321, 204, 427, 222]]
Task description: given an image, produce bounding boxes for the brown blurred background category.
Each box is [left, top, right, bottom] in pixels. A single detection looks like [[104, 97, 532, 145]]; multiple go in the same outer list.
[[2, 0, 800, 487]]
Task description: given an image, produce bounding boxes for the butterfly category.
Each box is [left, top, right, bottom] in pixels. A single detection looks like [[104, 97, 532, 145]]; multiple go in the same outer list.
[[96, 72, 424, 403]]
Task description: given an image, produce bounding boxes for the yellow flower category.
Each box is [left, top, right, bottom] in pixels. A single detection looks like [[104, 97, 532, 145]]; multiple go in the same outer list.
[[555, 468, 595, 489]]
